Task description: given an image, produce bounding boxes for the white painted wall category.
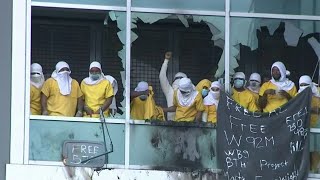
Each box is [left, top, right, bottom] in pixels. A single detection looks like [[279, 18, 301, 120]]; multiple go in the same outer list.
[[6, 164, 219, 180]]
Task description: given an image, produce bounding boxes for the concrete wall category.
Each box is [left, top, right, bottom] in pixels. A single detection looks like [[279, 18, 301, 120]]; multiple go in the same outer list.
[[0, 0, 12, 178]]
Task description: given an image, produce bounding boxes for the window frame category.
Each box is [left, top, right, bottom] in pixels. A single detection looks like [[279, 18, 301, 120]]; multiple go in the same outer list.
[[10, 0, 320, 177]]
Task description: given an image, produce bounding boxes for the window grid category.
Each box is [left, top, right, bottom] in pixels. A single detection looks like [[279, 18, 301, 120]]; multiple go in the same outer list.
[[24, 0, 320, 175]]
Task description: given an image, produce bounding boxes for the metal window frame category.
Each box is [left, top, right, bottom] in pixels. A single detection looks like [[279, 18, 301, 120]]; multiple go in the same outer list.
[[8, 0, 320, 177]]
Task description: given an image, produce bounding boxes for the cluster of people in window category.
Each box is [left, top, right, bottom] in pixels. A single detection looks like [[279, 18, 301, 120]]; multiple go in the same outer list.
[[30, 52, 320, 128]]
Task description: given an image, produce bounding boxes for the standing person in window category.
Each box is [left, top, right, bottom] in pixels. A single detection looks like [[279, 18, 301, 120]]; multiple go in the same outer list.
[[297, 75, 320, 172], [130, 81, 164, 121], [41, 61, 84, 117], [297, 75, 320, 127], [30, 63, 45, 115], [202, 81, 221, 124], [81, 61, 114, 118], [105, 75, 118, 117], [196, 79, 212, 98], [232, 72, 259, 112], [163, 78, 205, 122], [159, 51, 187, 121], [247, 72, 262, 111], [258, 61, 297, 112]]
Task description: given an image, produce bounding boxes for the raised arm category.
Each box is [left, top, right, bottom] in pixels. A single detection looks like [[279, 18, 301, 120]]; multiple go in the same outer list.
[[159, 52, 173, 96]]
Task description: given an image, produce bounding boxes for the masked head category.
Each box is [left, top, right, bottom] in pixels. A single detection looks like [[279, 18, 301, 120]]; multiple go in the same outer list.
[[89, 61, 102, 81], [271, 61, 286, 82], [56, 61, 71, 75], [172, 72, 187, 90], [135, 81, 149, 101], [209, 81, 221, 100], [249, 73, 261, 90], [233, 72, 246, 89], [196, 79, 211, 98], [178, 77, 194, 97], [299, 75, 312, 92], [31, 63, 44, 83]]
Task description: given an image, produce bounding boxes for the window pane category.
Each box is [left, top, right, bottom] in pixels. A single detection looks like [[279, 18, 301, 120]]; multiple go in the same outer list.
[[129, 123, 217, 169], [230, 17, 320, 174], [31, 0, 125, 7], [310, 132, 320, 173], [29, 119, 125, 164], [130, 12, 224, 121], [230, 17, 320, 87], [132, 0, 224, 11], [231, 0, 320, 16], [31, 8, 126, 119]]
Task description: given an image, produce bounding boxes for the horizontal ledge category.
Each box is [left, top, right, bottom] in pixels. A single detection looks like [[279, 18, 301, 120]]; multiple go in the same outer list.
[[131, 7, 225, 16], [31, 1, 126, 11], [230, 12, 320, 21], [30, 115, 126, 124], [29, 115, 216, 128]]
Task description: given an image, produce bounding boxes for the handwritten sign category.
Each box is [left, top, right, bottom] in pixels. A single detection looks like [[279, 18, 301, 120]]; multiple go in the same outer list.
[[62, 140, 105, 168], [217, 89, 312, 180]]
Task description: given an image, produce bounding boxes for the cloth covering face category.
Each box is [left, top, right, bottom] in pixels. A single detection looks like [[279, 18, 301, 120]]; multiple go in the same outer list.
[[177, 78, 198, 107], [51, 61, 72, 95], [298, 75, 320, 97], [30, 63, 45, 89], [204, 81, 221, 106]]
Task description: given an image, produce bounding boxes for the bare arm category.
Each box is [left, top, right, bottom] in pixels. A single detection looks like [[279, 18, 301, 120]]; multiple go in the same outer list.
[[278, 90, 292, 101], [163, 106, 177, 113], [100, 96, 113, 112], [130, 90, 148, 100], [75, 96, 84, 117], [258, 89, 275, 110], [195, 111, 203, 122], [41, 93, 48, 115]]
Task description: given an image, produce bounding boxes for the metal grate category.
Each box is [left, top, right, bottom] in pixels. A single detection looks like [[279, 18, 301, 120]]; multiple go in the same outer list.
[[131, 28, 170, 107], [101, 23, 125, 112], [31, 23, 91, 83]]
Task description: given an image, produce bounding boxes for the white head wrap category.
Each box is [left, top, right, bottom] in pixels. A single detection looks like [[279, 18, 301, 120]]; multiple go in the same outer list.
[[249, 73, 261, 83], [83, 61, 105, 85], [135, 81, 148, 92], [30, 63, 45, 89], [105, 75, 118, 116], [233, 72, 246, 79], [174, 72, 187, 80], [270, 61, 295, 91], [247, 73, 261, 93], [177, 78, 198, 107], [204, 81, 221, 106], [298, 75, 320, 96], [172, 72, 187, 90], [51, 61, 72, 95]]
